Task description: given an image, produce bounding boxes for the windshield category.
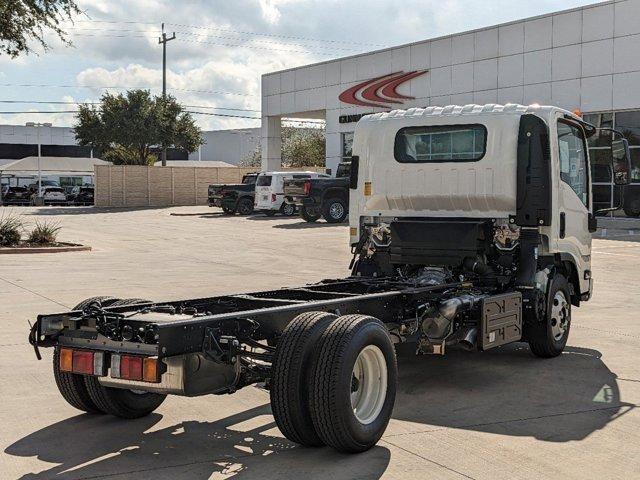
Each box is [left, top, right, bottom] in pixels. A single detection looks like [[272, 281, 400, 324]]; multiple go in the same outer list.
[[336, 163, 351, 178], [256, 175, 272, 187]]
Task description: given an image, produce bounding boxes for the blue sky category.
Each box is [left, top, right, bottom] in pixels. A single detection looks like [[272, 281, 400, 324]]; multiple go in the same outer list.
[[0, 0, 602, 130]]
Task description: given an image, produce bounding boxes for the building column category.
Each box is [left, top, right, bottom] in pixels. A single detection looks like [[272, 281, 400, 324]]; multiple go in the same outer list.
[[261, 116, 281, 172]]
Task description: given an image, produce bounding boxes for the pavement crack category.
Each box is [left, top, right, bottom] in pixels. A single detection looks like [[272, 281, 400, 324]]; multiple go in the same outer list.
[[0, 275, 70, 310], [574, 325, 640, 340], [380, 438, 477, 480]]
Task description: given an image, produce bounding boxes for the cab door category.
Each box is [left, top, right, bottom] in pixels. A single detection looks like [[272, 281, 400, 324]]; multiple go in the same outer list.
[[554, 116, 592, 293]]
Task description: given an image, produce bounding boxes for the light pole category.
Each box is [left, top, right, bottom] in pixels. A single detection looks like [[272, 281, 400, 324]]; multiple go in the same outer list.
[[158, 23, 176, 167], [25, 122, 52, 201]]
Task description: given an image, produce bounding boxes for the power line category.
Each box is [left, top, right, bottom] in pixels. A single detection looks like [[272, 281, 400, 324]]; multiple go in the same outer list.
[[71, 19, 387, 48], [0, 100, 261, 113], [0, 83, 257, 97]]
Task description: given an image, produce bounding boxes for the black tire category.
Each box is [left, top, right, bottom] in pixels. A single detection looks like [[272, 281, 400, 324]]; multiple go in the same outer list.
[[84, 377, 167, 419], [322, 197, 348, 223], [623, 198, 640, 217], [110, 298, 151, 307], [237, 197, 254, 216], [280, 202, 296, 216], [73, 296, 119, 311], [300, 205, 321, 223], [528, 274, 571, 358], [53, 347, 102, 414], [270, 311, 337, 447], [309, 314, 397, 453], [221, 205, 235, 215]]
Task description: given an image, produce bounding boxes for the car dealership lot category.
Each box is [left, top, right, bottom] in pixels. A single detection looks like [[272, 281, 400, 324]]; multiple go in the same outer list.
[[1, 206, 639, 480]]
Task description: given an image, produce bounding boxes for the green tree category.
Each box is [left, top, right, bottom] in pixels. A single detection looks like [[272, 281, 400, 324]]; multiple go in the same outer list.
[[75, 89, 202, 165], [0, 0, 81, 58], [239, 126, 325, 168]]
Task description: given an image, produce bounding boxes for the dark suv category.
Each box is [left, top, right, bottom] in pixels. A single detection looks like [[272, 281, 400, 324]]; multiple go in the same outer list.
[[1, 186, 31, 205], [67, 186, 95, 205]]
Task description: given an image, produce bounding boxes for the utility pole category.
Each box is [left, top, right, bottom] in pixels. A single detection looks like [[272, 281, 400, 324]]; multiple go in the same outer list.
[[158, 22, 176, 167], [26, 121, 52, 204]]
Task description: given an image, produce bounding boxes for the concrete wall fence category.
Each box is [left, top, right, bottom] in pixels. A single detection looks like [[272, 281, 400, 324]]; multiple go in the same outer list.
[[94, 165, 324, 207]]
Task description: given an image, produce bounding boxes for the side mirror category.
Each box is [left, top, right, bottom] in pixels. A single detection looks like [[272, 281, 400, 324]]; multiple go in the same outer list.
[[588, 213, 598, 233], [350, 155, 359, 190], [611, 136, 632, 186]]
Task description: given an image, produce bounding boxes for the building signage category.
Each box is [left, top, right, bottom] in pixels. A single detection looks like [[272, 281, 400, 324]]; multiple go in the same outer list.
[[338, 113, 373, 124], [338, 70, 428, 108]]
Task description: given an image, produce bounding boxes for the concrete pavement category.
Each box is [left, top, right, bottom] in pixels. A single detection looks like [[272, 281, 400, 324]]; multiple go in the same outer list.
[[1, 206, 639, 479]]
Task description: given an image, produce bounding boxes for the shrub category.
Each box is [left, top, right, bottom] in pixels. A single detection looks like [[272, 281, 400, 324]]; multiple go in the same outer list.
[[0, 213, 23, 246], [28, 220, 61, 245]]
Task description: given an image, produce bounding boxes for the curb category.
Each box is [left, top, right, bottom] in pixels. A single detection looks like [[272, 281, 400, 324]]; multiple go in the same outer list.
[[0, 244, 91, 254]]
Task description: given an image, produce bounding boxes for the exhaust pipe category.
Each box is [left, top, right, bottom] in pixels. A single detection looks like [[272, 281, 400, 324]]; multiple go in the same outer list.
[[459, 328, 478, 351]]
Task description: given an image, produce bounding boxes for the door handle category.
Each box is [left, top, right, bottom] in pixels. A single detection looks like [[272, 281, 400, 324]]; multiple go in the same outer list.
[[559, 212, 566, 239]]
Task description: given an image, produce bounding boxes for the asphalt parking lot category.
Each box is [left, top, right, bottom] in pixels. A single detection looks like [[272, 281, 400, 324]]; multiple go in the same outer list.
[[1, 206, 639, 480]]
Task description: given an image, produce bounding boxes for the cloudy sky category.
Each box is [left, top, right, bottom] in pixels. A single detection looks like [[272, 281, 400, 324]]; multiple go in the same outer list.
[[0, 0, 600, 130]]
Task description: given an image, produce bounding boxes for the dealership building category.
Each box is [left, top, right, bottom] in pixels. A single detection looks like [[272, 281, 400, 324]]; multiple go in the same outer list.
[[260, 0, 640, 189]]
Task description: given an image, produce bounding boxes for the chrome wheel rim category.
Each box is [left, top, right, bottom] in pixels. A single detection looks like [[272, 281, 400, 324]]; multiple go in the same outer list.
[[329, 202, 344, 219], [350, 345, 387, 424], [283, 204, 295, 215], [550, 291, 570, 341]]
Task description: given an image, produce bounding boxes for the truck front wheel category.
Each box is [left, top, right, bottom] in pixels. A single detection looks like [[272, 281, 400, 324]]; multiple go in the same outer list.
[[322, 198, 348, 223], [527, 274, 571, 358], [309, 314, 397, 453], [270, 311, 337, 446]]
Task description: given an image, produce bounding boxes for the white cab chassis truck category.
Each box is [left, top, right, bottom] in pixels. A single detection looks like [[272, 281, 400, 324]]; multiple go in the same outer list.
[[30, 104, 631, 454]]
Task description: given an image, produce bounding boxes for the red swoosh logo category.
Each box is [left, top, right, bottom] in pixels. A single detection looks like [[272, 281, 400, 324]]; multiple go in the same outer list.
[[338, 70, 428, 108]]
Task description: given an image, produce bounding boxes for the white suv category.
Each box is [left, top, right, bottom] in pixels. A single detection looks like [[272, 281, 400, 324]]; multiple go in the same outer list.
[[254, 171, 328, 216]]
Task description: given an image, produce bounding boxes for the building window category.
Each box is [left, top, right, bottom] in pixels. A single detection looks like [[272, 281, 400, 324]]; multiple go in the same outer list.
[[341, 132, 353, 161], [394, 124, 486, 163]]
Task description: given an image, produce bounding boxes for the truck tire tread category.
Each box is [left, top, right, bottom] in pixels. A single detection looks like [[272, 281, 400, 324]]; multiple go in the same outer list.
[[53, 347, 102, 413], [83, 377, 166, 419], [309, 314, 397, 453], [270, 311, 337, 446], [528, 274, 571, 358]]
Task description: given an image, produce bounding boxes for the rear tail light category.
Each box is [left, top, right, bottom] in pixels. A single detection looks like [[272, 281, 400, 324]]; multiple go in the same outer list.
[[303, 181, 311, 195], [111, 354, 161, 383], [59, 348, 106, 376], [271, 193, 276, 202]]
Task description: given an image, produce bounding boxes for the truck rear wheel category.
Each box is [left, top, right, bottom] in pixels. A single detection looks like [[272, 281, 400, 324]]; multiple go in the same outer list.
[[309, 314, 397, 453], [624, 198, 640, 217], [237, 197, 254, 216], [84, 377, 167, 419], [221, 205, 235, 215], [322, 198, 348, 223], [53, 347, 102, 414], [270, 311, 337, 446], [73, 296, 118, 311], [300, 206, 321, 223], [528, 274, 571, 358]]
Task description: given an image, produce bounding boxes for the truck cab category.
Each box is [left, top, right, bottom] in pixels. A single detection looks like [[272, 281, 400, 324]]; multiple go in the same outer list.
[[349, 104, 630, 350]]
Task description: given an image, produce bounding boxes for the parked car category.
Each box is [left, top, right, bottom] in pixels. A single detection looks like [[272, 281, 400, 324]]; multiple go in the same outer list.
[[32, 187, 68, 205], [1, 186, 31, 205], [208, 173, 258, 215], [255, 171, 329, 216], [27, 180, 60, 194], [67, 186, 95, 205], [283, 162, 351, 223]]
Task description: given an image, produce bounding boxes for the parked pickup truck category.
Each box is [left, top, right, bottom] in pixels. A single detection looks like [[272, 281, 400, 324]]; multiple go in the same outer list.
[[29, 104, 632, 455], [208, 173, 258, 216], [283, 162, 351, 223]]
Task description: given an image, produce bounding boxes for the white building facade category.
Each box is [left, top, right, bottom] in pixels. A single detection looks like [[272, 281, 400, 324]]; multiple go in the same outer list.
[[188, 128, 260, 165], [260, 0, 640, 186]]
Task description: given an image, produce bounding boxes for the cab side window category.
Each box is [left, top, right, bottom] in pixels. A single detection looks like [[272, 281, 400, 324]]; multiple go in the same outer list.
[[557, 120, 588, 207]]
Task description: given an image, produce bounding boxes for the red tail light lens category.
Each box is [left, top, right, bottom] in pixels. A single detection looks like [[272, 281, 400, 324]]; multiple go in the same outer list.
[[271, 193, 276, 202], [73, 350, 95, 375], [303, 181, 311, 195], [120, 355, 143, 381]]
